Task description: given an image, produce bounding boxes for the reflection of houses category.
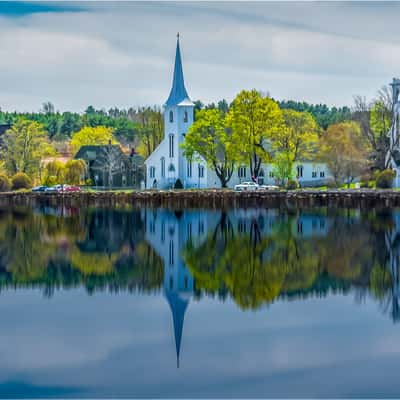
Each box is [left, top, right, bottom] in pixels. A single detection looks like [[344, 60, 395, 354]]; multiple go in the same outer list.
[[77, 210, 144, 254], [75, 144, 144, 188]]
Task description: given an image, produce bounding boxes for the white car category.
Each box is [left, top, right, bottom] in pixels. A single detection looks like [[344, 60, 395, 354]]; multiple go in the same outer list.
[[234, 181, 259, 191], [258, 185, 280, 191]]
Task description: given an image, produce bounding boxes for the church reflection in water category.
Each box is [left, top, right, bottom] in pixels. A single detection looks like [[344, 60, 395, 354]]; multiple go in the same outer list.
[[1, 205, 400, 367], [142, 207, 400, 366]]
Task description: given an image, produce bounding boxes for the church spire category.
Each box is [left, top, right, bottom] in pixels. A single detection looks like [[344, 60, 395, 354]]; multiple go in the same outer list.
[[165, 34, 192, 107], [166, 291, 189, 368]]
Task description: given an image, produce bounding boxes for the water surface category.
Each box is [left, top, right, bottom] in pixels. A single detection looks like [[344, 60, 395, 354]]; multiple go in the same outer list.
[[0, 205, 399, 398]]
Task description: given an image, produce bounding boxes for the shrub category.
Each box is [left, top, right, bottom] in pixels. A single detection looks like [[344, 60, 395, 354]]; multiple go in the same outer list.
[[0, 174, 11, 192], [286, 179, 299, 190], [376, 169, 396, 189], [174, 178, 184, 189], [11, 173, 32, 190], [360, 173, 373, 189]]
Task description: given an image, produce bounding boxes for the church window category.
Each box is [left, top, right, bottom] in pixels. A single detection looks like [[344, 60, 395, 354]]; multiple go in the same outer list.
[[297, 165, 303, 178], [184, 110, 188, 123], [198, 164, 204, 178], [169, 110, 173, 123], [149, 166, 155, 178], [161, 220, 165, 243], [198, 220, 204, 235], [320, 171, 325, 178], [187, 222, 192, 241], [184, 276, 188, 290], [269, 170, 274, 178], [312, 171, 317, 178], [297, 221, 303, 235], [169, 276, 174, 290], [187, 160, 192, 177], [169, 239, 174, 266], [238, 166, 246, 178], [161, 157, 165, 177], [169, 134, 174, 158]]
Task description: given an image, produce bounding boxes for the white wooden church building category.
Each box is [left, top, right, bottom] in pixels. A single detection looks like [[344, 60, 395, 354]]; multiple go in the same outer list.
[[145, 36, 331, 189]]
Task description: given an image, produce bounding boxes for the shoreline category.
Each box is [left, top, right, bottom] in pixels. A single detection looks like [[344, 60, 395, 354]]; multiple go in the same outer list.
[[0, 189, 399, 209]]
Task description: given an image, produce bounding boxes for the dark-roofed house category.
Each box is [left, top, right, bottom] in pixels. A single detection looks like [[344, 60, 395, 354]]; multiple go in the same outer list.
[[0, 123, 11, 136], [74, 144, 144, 188]]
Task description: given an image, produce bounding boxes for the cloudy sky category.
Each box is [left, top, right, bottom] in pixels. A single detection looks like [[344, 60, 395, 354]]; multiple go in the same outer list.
[[0, 1, 399, 112]]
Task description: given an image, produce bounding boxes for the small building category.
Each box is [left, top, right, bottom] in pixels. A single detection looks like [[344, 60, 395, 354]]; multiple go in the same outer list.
[[0, 123, 11, 136], [75, 144, 144, 188]]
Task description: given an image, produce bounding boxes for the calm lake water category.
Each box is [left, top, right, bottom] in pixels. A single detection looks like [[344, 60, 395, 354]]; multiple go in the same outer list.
[[0, 205, 400, 398]]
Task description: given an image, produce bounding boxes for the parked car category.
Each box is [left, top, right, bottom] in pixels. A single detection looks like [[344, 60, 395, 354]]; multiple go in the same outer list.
[[64, 185, 81, 192], [234, 181, 259, 191], [45, 184, 64, 193], [32, 185, 48, 192], [258, 185, 280, 191]]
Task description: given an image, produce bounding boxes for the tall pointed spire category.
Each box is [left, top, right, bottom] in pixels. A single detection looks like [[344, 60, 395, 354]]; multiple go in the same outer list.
[[166, 292, 189, 368], [165, 34, 192, 107]]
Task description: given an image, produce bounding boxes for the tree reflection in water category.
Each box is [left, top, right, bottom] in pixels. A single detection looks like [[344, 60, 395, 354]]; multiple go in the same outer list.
[[0, 206, 398, 322]]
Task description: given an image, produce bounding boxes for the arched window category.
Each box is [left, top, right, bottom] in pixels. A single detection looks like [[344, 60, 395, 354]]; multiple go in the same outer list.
[[297, 165, 303, 178], [169, 110, 173, 123], [184, 110, 188, 123], [169, 134, 174, 157], [161, 157, 165, 178], [168, 163, 175, 173]]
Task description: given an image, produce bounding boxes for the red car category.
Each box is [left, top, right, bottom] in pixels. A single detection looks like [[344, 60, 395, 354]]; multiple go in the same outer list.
[[63, 185, 81, 192]]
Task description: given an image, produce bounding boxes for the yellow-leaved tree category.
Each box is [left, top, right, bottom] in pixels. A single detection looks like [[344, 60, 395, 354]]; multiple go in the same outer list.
[[70, 126, 117, 154]]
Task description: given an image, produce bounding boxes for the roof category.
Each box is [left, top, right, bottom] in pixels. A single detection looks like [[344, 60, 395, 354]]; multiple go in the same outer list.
[[74, 145, 123, 160], [0, 123, 11, 135], [74, 145, 144, 165], [165, 36, 193, 107]]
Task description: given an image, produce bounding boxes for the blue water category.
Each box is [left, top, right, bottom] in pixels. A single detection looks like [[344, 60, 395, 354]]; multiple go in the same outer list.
[[0, 206, 399, 398]]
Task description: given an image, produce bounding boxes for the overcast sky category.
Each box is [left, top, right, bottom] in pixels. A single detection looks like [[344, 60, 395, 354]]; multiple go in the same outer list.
[[0, 1, 399, 112]]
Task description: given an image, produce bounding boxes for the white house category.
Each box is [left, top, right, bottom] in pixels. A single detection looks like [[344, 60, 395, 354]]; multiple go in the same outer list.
[[386, 78, 400, 188], [145, 36, 332, 189]]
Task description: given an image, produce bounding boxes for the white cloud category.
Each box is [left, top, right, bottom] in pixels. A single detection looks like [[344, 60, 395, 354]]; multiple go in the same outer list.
[[0, 2, 398, 111]]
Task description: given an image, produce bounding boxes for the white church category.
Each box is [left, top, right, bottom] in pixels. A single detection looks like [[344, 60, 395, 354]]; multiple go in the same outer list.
[[145, 36, 330, 189]]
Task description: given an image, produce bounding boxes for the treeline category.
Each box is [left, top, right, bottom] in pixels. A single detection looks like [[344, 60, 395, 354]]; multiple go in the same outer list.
[[277, 100, 352, 129], [0, 103, 163, 144]]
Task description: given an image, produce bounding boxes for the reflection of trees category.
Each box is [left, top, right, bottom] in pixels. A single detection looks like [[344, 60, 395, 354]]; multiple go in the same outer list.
[[183, 210, 398, 314], [0, 207, 163, 295], [184, 212, 320, 309]]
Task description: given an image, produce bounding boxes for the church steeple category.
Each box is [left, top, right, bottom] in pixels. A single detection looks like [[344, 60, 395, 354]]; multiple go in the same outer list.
[[165, 34, 192, 107], [166, 291, 189, 368]]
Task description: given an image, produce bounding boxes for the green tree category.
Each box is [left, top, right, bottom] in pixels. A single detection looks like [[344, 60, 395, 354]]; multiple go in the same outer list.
[[3, 119, 54, 177], [272, 110, 319, 182], [64, 159, 86, 185], [182, 109, 240, 187], [42, 160, 66, 186], [227, 90, 283, 178], [70, 126, 117, 154]]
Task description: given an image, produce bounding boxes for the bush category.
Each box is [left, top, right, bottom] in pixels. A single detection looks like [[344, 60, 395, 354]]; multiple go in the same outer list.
[[376, 169, 396, 189], [360, 173, 373, 188], [174, 178, 184, 189], [286, 179, 299, 190], [11, 173, 32, 190], [0, 174, 11, 192]]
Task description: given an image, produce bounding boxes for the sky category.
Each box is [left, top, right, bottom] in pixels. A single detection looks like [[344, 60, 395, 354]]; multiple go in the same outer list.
[[0, 1, 400, 112]]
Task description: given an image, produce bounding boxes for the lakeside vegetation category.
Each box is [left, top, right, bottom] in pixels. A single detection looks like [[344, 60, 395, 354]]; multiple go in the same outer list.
[[0, 84, 394, 189]]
